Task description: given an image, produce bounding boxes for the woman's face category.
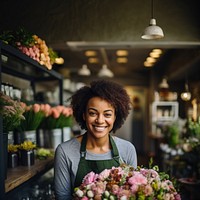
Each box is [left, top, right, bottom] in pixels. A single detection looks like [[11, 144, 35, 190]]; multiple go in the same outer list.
[[83, 97, 116, 138]]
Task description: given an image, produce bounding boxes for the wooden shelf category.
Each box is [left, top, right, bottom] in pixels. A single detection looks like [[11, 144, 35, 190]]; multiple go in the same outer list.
[[5, 157, 54, 193]]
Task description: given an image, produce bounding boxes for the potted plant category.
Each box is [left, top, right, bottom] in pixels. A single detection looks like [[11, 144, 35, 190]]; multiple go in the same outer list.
[[18, 140, 36, 166], [40, 105, 73, 149], [0, 92, 25, 179], [17, 103, 51, 144], [0, 92, 25, 133], [7, 144, 20, 168]]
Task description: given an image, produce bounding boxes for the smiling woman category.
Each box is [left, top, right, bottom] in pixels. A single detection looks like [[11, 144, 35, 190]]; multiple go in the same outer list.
[[54, 79, 137, 199]]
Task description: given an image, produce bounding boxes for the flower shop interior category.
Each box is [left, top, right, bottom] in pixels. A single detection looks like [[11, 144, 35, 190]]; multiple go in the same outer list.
[[0, 0, 200, 199]]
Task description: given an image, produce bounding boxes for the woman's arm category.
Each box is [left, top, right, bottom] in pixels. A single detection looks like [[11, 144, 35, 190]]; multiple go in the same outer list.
[[54, 144, 72, 200]]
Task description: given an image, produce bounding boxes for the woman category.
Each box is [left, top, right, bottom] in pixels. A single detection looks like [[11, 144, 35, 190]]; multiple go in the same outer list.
[[54, 80, 137, 199]]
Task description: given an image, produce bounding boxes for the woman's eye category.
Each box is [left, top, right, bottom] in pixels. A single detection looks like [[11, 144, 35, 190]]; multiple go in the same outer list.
[[89, 112, 97, 116], [104, 113, 112, 117]]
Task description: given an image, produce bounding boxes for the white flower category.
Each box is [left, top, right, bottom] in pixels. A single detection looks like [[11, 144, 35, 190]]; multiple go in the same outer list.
[[120, 196, 128, 200], [87, 190, 94, 198], [74, 188, 84, 197]]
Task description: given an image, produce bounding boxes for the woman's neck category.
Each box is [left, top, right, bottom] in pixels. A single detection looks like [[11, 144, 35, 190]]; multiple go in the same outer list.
[[86, 133, 111, 154]]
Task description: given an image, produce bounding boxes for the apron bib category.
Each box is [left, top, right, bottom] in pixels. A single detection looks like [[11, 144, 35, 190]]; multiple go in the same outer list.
[[74, 133, 121, 187]]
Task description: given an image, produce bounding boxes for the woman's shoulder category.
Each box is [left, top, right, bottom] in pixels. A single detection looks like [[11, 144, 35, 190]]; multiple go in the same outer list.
[[62, 136, 80, 146], [112, 135, 132, 145], [57, 136, 80, 152], [112, 136, 136, 151]]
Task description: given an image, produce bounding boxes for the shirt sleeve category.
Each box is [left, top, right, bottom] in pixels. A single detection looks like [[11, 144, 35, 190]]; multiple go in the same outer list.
[[54, 144, 73, 200]]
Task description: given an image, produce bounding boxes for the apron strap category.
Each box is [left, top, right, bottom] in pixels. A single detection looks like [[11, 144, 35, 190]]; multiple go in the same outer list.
[[80, 133, 87, 157], [80, 133, 120, 158]]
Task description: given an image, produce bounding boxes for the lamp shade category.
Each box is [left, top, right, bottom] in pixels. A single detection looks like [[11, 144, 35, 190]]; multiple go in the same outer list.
[[98, 64, 114, 78], [141, 19, 164, 40], [78, 64, 91, 76]]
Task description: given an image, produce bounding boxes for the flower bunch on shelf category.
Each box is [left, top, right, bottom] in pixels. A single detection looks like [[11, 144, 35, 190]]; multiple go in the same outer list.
[[0, 27, 61, 70], [0, 92, 25, 133], [19, 140, 36, 151], [17, 103, 51, 132], [40, 105, 73, 130], [8, 144, 20, 153], [73, 162, 181, 200], [36, 148, 54, 160]]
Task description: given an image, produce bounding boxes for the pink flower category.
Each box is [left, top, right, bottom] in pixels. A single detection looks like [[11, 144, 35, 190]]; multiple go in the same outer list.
[[91, 181, 106, 195], [33, 104, 40, 113], [98, 169, 110, 180], [62, 107, 73, 117], [82, 172, 97, 185], [128, 172, 147, 185], [41, 104, 51, 116], [175, 193, 181, 200], [111, 184, 119, 195], [51, 108, 60, 118], [130, 184, 139, 194], [117, 189, 131, 198], [81, 197, 88, 200], [144, 185, 153, 196]]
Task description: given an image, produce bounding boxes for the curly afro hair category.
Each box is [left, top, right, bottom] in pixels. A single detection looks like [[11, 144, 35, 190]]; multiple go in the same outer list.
[[70, 79, 132, 133]]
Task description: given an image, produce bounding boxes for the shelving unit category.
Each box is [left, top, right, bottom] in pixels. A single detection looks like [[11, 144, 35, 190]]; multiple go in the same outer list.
[[151, 101, 179, 137], [0, 41, 63, 199]]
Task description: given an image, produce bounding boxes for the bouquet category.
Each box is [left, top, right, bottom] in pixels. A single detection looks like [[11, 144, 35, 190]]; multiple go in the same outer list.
[[73, 163, 181, 200], [40, 105, 73, 130], [17, 103, 51, 131], [0, 27, 61, 70], [0, 92, 25, 133]]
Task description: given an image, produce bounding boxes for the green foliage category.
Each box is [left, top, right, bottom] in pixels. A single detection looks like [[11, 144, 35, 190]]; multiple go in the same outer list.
[[0, 27, 35, 47]]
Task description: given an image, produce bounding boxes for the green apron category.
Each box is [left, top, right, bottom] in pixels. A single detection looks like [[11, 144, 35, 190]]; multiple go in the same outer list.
[[74, 133, 121, 187]]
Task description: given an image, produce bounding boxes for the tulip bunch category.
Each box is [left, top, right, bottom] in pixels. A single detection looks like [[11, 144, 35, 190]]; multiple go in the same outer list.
[[40, 105, 73, 130], [18, 103, 51, 131]]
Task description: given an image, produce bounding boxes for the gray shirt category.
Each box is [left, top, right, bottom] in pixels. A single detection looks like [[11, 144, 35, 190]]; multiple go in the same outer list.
[[54, 135, 137, 200]]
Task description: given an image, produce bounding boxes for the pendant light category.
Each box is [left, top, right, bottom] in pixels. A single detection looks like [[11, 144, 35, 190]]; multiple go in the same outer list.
[[181, 79, 191, 101], [141, 0, 164, 40], [78, 64, 91, 76], [98, 64, 114, 78]]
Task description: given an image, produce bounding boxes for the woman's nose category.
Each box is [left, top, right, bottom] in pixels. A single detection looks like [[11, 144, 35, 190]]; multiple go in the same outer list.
[[95, 115, 104, 123]]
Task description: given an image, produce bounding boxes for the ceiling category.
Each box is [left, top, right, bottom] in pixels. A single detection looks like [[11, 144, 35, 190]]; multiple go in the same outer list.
[[1, 0, 200, 87]]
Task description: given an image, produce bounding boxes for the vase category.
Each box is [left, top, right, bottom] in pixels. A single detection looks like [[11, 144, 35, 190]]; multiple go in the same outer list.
[[8, 152, 19, 168], [63, 127, 72, 142], [22, 130, 37, 144], [8, 131, 14, 144], [37, 129, 45, 147], [50, 128, 62, 150], [20, 149, 35, 166]]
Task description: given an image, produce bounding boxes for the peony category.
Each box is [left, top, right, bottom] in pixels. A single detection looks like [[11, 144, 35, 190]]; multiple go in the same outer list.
[[98, 169, 110, 181], [128, 172, 147, 185], [83, 172, 98, 185]]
